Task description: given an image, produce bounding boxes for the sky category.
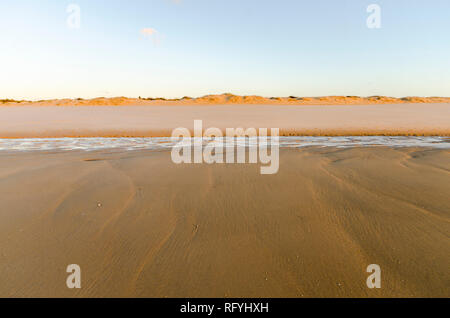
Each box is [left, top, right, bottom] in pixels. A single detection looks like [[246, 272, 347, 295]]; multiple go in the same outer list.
[[1, 0, 450, 100]]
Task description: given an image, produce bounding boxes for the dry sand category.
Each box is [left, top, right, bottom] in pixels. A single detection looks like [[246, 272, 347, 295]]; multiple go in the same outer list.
[[1, 103, 449, 137], [0, 147, 449, 297]]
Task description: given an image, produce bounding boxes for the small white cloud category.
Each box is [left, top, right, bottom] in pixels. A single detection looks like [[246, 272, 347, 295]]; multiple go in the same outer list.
[[140, 28, 162, 46], [141, 28, 158, 37]]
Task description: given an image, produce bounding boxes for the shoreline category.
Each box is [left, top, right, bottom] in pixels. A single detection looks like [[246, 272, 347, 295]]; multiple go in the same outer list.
[[1, 132, 450, 138], [0, 137, 448, 153]]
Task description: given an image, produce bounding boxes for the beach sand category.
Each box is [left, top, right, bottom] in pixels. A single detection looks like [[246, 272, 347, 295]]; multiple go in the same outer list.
[[0, 104, 450, 138], [0, 147, 449, 297]]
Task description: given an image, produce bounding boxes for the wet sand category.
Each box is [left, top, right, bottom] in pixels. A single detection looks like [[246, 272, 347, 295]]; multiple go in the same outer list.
[[0, 104, 450, 138], [0, 147, 449, 297]]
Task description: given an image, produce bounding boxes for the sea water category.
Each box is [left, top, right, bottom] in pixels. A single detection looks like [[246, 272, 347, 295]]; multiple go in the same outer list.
[[0, 136, 448, 152]]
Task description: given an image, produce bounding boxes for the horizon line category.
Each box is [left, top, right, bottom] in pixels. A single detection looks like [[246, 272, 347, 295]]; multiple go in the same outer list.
[[3, 93, 450, 103]]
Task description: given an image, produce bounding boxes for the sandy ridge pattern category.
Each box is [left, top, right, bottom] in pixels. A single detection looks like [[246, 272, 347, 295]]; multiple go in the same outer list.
[[0, 148, 448, 297]]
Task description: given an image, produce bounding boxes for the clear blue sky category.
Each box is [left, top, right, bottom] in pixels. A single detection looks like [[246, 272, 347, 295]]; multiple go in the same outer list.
[[1, 0, 449, 100]]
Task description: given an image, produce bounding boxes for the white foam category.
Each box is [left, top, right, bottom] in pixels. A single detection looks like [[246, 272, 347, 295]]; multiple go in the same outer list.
[[0, 136, 448, 152]]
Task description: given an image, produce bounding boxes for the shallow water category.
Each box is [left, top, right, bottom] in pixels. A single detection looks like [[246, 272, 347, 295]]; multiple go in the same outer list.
[[0, 136, 448, 152]]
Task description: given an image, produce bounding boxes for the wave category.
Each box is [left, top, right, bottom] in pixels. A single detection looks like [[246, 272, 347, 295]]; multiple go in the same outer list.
[[0, 136, 448, 152]]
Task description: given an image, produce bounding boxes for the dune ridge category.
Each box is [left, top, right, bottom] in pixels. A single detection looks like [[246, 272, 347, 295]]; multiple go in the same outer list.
[[2, 94, 450, 106]]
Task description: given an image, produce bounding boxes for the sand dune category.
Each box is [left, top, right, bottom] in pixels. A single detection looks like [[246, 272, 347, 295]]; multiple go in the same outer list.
[[2, 94, 450, 106], [0, 148, 449, 297]]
